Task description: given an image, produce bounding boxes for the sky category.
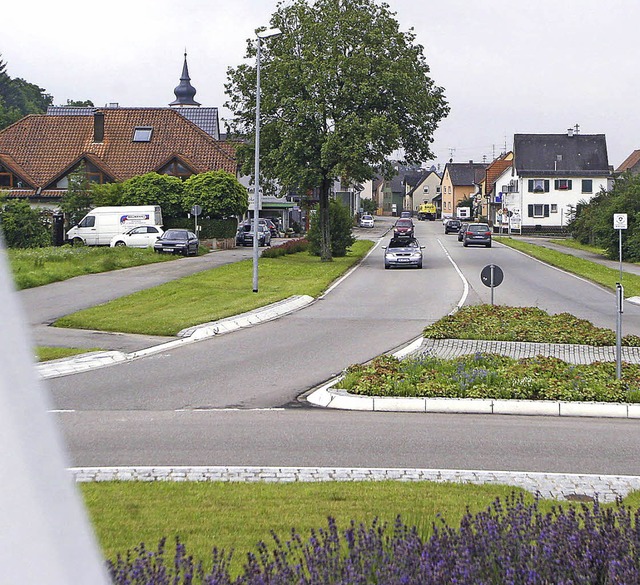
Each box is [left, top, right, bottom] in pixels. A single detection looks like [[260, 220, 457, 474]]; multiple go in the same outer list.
[[3, 0, 639, 169]]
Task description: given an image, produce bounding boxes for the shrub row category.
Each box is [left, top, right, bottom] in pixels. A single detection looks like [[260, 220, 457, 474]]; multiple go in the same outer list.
[[423, 304, 640, 347], [163, 217, 238, 240], [108, 495, 640, 584], [342, 353, 640, 402], [261, 238, 309, 258]]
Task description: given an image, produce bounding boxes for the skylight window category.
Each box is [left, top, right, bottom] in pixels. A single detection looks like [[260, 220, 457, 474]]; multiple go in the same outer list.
[[133, 127, 153, 142]]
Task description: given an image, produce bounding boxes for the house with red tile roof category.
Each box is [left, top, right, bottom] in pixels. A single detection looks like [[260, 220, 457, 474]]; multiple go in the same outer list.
[[0, 53, 238, 208], [616, 150, 640, 175], [0, 106, 238, 208]]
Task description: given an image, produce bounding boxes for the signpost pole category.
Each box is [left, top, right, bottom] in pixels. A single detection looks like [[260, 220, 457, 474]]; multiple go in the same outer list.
[[613, 213, 627, 380], [490, 264, 495, 305]]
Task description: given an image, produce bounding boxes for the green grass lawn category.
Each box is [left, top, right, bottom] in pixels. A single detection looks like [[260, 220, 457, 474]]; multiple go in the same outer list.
[[35, 346, 102, 362], [495, 236, 640, 297], [55, 241, 373, 336], [82, 480, 602, 576], [9, 245, 176, 290]]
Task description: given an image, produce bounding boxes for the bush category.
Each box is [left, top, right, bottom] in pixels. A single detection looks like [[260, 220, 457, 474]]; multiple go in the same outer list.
[[0, 200, 51, 248], [261, 238, 309, 258], [308, 198, 356, 257], [107, 496, 640, 584]]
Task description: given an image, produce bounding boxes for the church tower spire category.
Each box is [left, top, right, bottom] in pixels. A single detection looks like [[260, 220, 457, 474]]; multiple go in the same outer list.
[[169, 51, 201, 107]]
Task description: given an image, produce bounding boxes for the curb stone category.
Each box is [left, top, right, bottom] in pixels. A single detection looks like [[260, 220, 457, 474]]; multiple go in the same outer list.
[[69, 465, 640, 503], [37, 295, 314, 379]]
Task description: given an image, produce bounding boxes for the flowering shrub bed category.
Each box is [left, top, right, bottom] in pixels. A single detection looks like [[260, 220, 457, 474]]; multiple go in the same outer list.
[[261, 238, 309, 258], [341, 353, 640, 402], [108, 495, 640, 584], [423, 305, 640, 346]]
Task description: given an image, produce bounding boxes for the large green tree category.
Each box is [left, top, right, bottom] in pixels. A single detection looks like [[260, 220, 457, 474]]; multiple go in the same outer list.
[[120, 172, 185, 219], [183, 170, 248, 218], [569, 173, 640, 261], [225, 0, 449, 260], [0, 55, 52, 130]]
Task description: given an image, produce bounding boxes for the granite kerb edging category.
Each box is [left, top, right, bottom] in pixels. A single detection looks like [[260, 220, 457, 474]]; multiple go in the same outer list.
[[69, 466, 640, 503]]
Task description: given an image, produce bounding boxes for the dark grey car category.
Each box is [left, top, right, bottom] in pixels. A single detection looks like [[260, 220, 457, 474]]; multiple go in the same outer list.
[[153, 229, 200, 256], [462, 223, 492, 247]]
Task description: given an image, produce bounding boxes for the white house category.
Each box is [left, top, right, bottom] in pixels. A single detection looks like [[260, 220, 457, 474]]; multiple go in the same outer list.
[[500, 130, 612, 233]]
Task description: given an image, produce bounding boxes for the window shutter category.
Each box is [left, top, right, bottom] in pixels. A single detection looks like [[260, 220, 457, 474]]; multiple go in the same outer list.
[[544, 204, 550, 217], [544, 180, 549, 192], [567, 180, 572, 190], [554, 179, 559, 190], [528, 180, 534, 192], [528, 204, 534, 217]]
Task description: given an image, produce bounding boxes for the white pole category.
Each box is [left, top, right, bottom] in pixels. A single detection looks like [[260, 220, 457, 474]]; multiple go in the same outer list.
[[252, 28, 281, 293], [252, 35, 262, 293], [0, 238, 110, 583]]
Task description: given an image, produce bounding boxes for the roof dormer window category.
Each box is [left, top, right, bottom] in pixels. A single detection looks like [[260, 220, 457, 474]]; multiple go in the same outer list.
[[133, 127, 153, 142]]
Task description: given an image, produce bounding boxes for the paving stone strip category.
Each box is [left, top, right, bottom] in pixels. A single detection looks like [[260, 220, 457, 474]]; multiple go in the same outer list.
[[417, 339, 640, 364], [71, 466, 640, 503]]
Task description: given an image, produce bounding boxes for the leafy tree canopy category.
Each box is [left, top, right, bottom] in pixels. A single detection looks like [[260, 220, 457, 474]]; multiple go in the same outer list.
[[0, 199, 51, 248], [66, 99, 95, 107], [120, 172, 185, 219], [183, 170, 248, 218], [224, 0, 449, 260], [0, 55, 52, 130], [569, 172, 640, 261]]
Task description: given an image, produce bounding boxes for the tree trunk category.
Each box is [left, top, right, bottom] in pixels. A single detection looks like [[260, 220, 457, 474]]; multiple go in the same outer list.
[[319, 175, 332, 262]]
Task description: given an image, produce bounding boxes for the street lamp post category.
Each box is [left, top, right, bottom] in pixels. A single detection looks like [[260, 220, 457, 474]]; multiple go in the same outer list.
[[253, 27, 281, 293]]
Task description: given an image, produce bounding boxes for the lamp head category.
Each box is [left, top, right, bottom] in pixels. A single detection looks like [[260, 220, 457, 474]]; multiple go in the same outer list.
[[257, 27, 282, 39]]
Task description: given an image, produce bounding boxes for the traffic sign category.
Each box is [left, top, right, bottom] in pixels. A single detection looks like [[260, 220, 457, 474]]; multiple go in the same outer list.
[[614, 213, 627, 230], [190, 205, 202, 217], [481, 264, 504, 287]]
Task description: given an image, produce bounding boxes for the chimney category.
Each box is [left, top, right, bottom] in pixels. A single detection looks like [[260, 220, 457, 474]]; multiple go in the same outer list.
[[567, 127, 574, 137], [93, 112, 104, 143]]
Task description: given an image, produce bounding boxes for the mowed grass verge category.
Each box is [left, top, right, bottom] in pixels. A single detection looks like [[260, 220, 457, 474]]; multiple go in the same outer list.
[[8, 245, 176, 290], [82, 480, 594, 577], [55, 240, 374, 336], [495, 236, 640, 297]]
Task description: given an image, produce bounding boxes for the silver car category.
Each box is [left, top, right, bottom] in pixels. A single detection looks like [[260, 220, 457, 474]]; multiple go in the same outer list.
[[383, 237, 424, 269]]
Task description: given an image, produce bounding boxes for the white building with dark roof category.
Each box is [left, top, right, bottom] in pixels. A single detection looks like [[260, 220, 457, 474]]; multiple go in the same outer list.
[[502, 130, 613, 233]]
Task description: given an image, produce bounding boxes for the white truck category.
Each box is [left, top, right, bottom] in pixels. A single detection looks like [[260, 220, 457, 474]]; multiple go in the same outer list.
[[66, 206, 163, 246]]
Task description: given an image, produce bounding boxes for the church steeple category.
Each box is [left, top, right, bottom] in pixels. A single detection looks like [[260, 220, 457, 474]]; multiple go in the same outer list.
[[169, 52, 201, 107]]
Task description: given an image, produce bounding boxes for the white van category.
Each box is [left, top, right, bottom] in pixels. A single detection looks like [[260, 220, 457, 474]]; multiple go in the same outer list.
[[66, 206, 163, 246]]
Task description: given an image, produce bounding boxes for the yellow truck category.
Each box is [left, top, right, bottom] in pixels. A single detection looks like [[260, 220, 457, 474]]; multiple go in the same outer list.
[[417, 202, 437, 221]]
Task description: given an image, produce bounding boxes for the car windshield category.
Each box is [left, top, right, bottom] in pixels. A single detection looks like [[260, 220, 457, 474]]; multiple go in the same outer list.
[[362, 215, 372, 220], [389, 238, 418, 248], [163, 230, 187, 240], [396, 219, 412, 227]]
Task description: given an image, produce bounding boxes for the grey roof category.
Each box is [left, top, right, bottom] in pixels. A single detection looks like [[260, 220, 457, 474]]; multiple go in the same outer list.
[[174, 107, 220, 140], [47, 106, 95, 115], [514, 133, 610, 177], [447, 162, 486, 186]]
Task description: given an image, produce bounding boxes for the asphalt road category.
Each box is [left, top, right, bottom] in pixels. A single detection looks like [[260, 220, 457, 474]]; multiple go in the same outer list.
[[42, 219, 640, 474]]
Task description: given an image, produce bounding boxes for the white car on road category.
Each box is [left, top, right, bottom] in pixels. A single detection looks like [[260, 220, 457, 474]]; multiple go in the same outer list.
[[359, 214, 375, 228], [110, 225, 164, 248]]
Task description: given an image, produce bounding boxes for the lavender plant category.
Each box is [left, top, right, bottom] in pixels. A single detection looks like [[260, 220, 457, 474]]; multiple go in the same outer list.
[[107, 495, 640, 584]]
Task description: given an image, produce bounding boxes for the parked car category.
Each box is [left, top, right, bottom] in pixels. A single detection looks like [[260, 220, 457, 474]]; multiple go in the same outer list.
[[457, 222, 469, 242], [153, 228, 199, 256], [444, 218, 461, 234], [462, 223, 492, 247], [393, 218, 415, 238], [359, 214, 375, 228], [110, 225, 164, 248], [383, 237, 424, 269], [236, 222, 272, 247]]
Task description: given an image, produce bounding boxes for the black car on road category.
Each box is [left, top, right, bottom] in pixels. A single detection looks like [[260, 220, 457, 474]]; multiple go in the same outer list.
[[444, 219, 461, 234], [153, 229, 199, 256]]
